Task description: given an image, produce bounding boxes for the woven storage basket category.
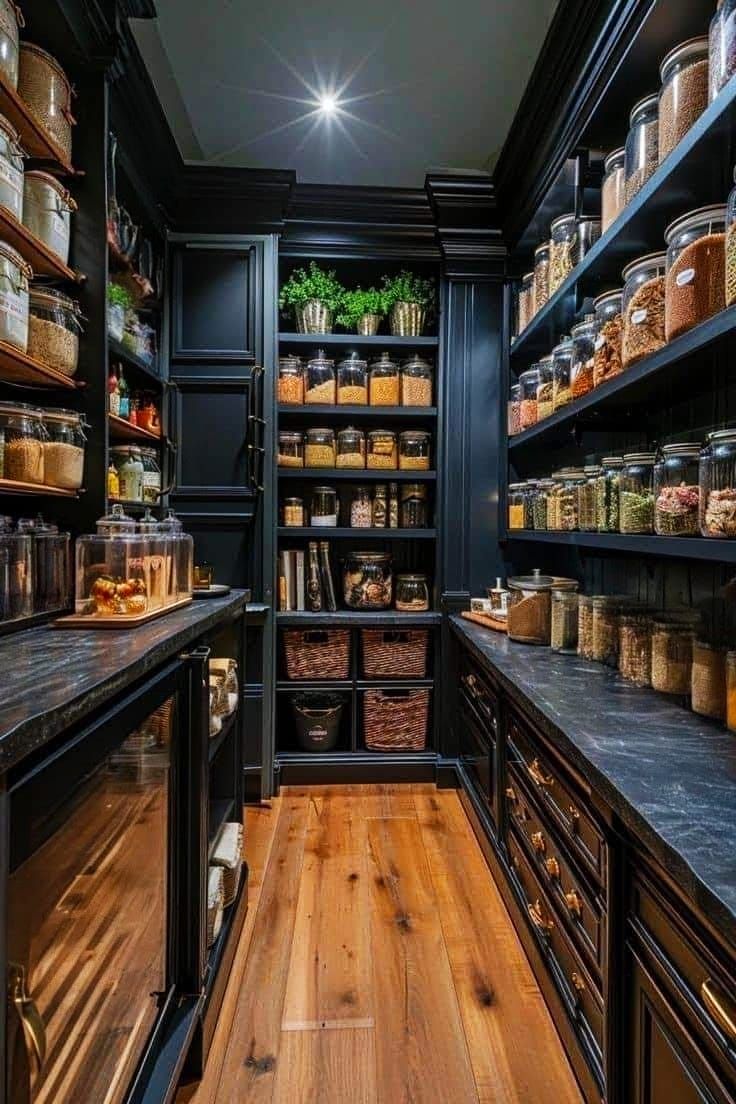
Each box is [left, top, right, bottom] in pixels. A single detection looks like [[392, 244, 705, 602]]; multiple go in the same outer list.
[[18, 43, 75, 160], [207, 866, 225, 947], [211, 821, 244, 906], [363, 688, 429, 751], [284, 628, 350, 680], [362, 628, 428, 679]]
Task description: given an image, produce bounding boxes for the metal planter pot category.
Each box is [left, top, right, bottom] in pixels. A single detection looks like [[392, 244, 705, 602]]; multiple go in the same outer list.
[[356, 312, 381, 336], [296, 299, 334, 334], [390, 301, 426, 337]]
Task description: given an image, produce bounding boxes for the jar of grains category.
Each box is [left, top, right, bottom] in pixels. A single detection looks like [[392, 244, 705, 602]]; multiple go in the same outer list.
[[277, 431, 304, 468], [651, 617, 695, 695], [399, 430, 431, 470], [727, 650, 736, 733], [523, 481, 537, 529], [304, 350, 336, 404], [0, 401, 45, 483], [369, 352, 400, 405], [551, 588, 579, 653], [578, 465, 601, 531], [401, 354, 433, 407], [517, 271, 534, 331], [592, 596, 625, 666], [281, 497, 304, 527], [277, 355, 303, 404], [28, 288, 82, 377], [508, 382, 521, 436], [577, 594, 594, 659], [0, 0, 22, 89], [395, 573, 429, 612], [602, 148, 626, 233], [658, 38, 709, 165], [560, 469, 584, 530], [691, 639, 726, 719], [546, 472, 566, 530], [533, 479, 554, 530], [664, 205, 726, 342], [624, 94, 659, 203], [0, 114, 24, 221], [620, 452, 656, 533], [350, 486, 373, 528], [304, 427, 336, 468], [724, 165, 736, 307], [699, 428, 736, 538], [0, 240, 30, 350], [401, 483, 428, 529], [592, 289, 624, 387], [508, 483, 527, 530], [519, 365, 540, 429], [337, 352, 368, 405], [310, 485, 338, 527], [23, 171, 77, 265], [550, 214, 577, 294], [619, 612, 652, 686], [42, 407, 85, 490], [533, 242, 551, 314], [570, 315, 596, 400], [367, 429, 397, 469], [596, 456, 624, 532], [18, 44, 75, 162], [576, 216, 602, 265], [552, 335, 574, 410], [507, 572, 575, 646], [621, 253, 667, 368], [654, 442, 701, 535], [536, 355, 554, 420], [336, 426, 366, 469]]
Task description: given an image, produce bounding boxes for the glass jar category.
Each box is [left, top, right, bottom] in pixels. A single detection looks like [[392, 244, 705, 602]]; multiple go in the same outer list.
[[523, 481, 537, 529], [401, 354, 433, 407], [664, 205, 726, 341], [533, 479, 554, 530], [367, 429, 397, 469], [596, 456, 624, 532], [396, 573, 429, 612], [578, 465, 601, 531], [700, 428, 736, 537], [0, 401, 45, 483], [621, 253, 667, 368], [23, 171, 77, 265], [304, 427, 336, 468], [508, 382, 521, 436], [619, 613, 652, 686], [602, 148, 626, 233], [624, 94, 659, 203], [342, 551, 392, 609], [620, 452, 656, 533], [0, 524, 32, 622], [570, 315, 596, 400], [277, 355, 303, 404], [507, 572, 576, 646], [350, 485, 373, 528], [519, 365, 540, 429], [277, 430, 304, 468], [399, 430, 431, 471], [546, 472, 565, 530], [369, 352, 400, 406], [518, 271, 535, 330], [0, 114, 23, 221], [0, 0, 21, 89], [508, 483, 527, 530], [95, 502, 135, 536], [337, 352, 368, 405], [552, 335, 574, 410], [691, 639, 726, 719], [0, 240, 30, 350], [658, 38, 709, 164], [112, 445, 144, 501], [533, 242, 550, 314], [140, 446, 161, 503], [651, 617, 695, 695], [591, 596, 625, 666], [654, 442, 701, 536], [42, 407, 85, 490], [17, 514, 71, 615], [576, 217, 602, 264], [282, 496, 304, 527], [550, 213, 576, 294], [551, 589, 579, 653], [536, 355, 554, 420], [18, 44, 75, 162], [372, 484, 387, 527], [401, 483, 428, 529], [336, 426, 366, 469], [310, 485, 338, 527], [560, 470, 584, 531], [727, 650, 736, 733], [27, 288, 83, 377], [592, 289, 623, 387], [726, 165, 736, 307], [304, 349, 336, 404]]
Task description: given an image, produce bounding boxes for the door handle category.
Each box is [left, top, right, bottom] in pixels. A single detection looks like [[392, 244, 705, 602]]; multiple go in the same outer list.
[[701, 978, 736, 1042], [8, 963, 46, 1073]]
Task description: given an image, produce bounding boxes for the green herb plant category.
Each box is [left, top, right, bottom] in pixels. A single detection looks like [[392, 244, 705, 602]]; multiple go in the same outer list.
[[279, 261, 344, 315], [381, 270, 435, 313], [107, 282, 133, 310], [336, 287, 388, 330]]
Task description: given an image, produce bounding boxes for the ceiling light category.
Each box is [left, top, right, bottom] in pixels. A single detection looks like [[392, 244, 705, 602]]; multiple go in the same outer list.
[[318, 93, 338, 115]]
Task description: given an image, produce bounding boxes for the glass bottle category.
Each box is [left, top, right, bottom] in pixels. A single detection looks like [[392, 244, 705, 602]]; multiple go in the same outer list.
[[619, 612, 653, 686], [350, 485, 373, 528], [389, 482, 399, 528], [726, 164, 736, 307], [372, 484, 388, 527], [710, 0, 727, 102], [575, 216, 602, 264], [400, 483, 428, 529], [108, 365, 120, 415], [310, 485, 338, 527], [620, 452, 656, 533], [654, 442, 701, 536]]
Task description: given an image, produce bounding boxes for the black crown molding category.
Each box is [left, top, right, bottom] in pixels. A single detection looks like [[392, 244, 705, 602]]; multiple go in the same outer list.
[[175, 165, 296, 235], [425, 172, 506, 279]]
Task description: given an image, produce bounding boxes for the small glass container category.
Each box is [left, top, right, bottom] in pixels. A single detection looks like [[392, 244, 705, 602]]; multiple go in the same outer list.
[[310, 485, 338, 527], [533, 242, 551, 314], [305, 427, 336, 468], [0, 240, 30, 350], [0, 401, 45, 484], [578, 464, 601, 532], [596, 456, 624, 532], [141, 446, 161, 505], [622, 253, 667, 368], [282, 497, 305, 527], [518, 271, 535, 330], [277, 355, 303, 404], [664, 205, 726, 342], [42, 407, 86, 490], [304, 349, 336, 404], [399, 429, 431, 471], [651, 617, 695, 695], [550, 213, 576, 293], [726, 164, 736, 307], [0, 523, 32, 622], [658, 38, 709, 164], [350, 485, 373, 528], [508, 483, 527, 530], [710, 1, 728, 102], [700, 427, 736, 538], [508, 382, 521, 436], [602, 148, 626, 233], [727, 650, 736, 733], [0, 114, 24, 221], [592, 289, 623, 387], [519, 365, 540, 429], [487, 577, 510, 617], [591, 595, 625, 666], [620, 452, 656, 533], [369, 352, 400, 405], [576, 217, 602, 264], [367, 429, 397, 469], [278, 430, 304, 468], [536, 355, 554, 420], [619, 612, 652, 686], [400, 482, 428, 529], [342, 551, 392, 609], [507, 571, 575, 646], [396, 573, 429, 612], [570, 315, 596, 399], [336, 426, 366, 469], [23, 170, 77, 265], [401, 354, 433, 407], [28, 288, 83, 377], [372, 484, 387, 527], [551, 589, 579, 653], [691, 639, 726, 719], [654, 442, 701, 536], [17, 515, 71, 615], [560, 469, 584, 531], [624, 94, 659, 203], [0, 0, 21, 89], [533, 478, 554, 530], [337, 352, 368, 405], [552, 335, 574, 410], [389, 482, 399, 528]]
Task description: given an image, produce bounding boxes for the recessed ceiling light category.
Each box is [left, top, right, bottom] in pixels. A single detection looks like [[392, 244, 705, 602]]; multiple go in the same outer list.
[[319, 93, 338, 115]]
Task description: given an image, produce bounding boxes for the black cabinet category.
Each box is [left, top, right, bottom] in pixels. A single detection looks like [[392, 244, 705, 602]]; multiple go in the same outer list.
[[171, 244, 262, 363]]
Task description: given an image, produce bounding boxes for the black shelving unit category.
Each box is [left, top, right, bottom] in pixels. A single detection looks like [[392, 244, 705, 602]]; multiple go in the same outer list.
[[278, 468, 437, 481], [277, 527, 437, 539], [504, 531, 736, 564], [279, 332, 439, 347]]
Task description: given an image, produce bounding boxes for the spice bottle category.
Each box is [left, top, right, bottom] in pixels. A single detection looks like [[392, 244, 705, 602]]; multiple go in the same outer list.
[[552, 335, 574, 410], [602, 148, 625, 233], [592, 289, 623, 387], [654, 442, 701, 536], [658, 38, 709, 165], [624, 94, 659, 203], [664, 205, 726, 342], [570, 315, 596, 400], [620, 453, 656, 533], [691, 639, 726, 719], [699, 428, 736, 538], [621, 253, 667, 369]]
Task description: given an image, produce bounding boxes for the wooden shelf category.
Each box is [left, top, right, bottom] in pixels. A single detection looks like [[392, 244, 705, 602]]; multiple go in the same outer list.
[[503, 531, 736, 564], [279, 333, 439, 347], [277, 527, 436, 539], [0, 477, 78, 497], [108, 337, 162, 386], [278, 404, 437, 419], [277, 611, 442, 625], [108, 413, 163, 444], [0, 205, 80, 281], [0, 71, 75, 174], [278, 468, 436, 481], [0, 339, 81, 389]]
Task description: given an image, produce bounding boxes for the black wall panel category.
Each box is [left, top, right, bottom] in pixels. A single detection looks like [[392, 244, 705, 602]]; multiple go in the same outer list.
[[172, 379, 251, 495], [171, 245, 259, 362]]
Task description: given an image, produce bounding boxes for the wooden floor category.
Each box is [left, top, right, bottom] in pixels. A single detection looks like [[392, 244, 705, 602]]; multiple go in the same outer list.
[[179, 784, 583, 1104]]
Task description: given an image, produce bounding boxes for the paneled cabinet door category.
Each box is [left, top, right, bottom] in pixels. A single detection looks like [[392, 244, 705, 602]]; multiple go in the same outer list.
[[171, 242, 263, 363]]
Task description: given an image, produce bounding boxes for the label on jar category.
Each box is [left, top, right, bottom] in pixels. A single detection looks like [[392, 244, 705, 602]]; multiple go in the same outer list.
[[48, 209, 69, 262], [675, 267, 695, 287], [0, 160, 22, 215], [594, 334, 606, 350], [0, 286, 26, 346], [142, 473, 161, 502], [631, 308, 648, 325], [311, 514, 337, 527]]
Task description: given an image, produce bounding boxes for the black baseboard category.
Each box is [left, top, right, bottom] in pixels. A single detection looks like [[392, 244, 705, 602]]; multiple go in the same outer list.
[[243, 764, 263, 804], [436, 758, 460, 789]]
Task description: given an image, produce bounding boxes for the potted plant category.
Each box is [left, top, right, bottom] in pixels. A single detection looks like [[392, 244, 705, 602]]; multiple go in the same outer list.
[[107, 282, 132, 343], [279, 262, 344, 334], [381, 270, 435, 336], [336, 287, 388, 335]]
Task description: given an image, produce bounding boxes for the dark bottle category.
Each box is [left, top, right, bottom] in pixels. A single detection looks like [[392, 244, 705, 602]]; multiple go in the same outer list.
[[389, 482, 399, 529], [307, 541, 322, 612], [319, 541, 337, 612]]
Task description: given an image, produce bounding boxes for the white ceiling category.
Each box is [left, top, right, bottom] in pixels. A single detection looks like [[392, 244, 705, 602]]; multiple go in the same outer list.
[[133, 0, 558, 188]]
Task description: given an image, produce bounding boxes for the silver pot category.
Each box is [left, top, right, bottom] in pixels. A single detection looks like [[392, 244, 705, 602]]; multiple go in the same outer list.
[[390, 301, 425, 337], [296, 299, 334, 334], [356, 312, 381, 336]]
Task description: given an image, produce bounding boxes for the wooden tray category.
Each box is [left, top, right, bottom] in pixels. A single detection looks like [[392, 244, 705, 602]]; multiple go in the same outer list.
[[461, 610, 508, 634], [53, 596, 192, 629]]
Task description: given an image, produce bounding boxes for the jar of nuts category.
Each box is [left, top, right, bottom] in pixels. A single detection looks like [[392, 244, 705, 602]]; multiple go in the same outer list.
[[304, 349, 336, 404], [337, 352, 368, 404], [369, 352, 400, 406], [304, 427, 336, 468], [367, 429, 397, 469]]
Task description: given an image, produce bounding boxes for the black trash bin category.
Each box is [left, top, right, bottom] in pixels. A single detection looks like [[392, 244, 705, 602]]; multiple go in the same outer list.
[[291, 692, 345, 752]]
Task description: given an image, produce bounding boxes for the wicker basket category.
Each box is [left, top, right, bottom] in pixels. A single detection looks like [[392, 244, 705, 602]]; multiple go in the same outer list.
[[18, 43, 75, 160], [363, 688, 430, 751], [284, 628, 350, 680], [362, 628, 428, 679]]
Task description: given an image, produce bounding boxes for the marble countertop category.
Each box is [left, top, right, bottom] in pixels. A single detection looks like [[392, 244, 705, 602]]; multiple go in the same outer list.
[[0, 592, 249, 772], [451, 615, 736, 942]]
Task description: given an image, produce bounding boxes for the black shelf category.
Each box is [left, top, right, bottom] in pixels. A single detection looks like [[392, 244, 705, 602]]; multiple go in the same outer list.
[[109, 337, 163, 386], [279, 333, 439, 347], [276, 610, 442, 626], [503, 531, 736, 563], [207, 797, 235, 859], [208, 710, 237, 763], [276, 678, 434, 692], [278, 468, 436, 481], [278, 404, 437, 419], [277, 527, 436, 539]]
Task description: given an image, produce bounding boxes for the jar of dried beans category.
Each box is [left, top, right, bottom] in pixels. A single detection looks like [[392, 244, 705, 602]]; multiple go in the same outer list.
[[550, 213, 576, 294], [593, 289, 623, 387], [622, 253, 666, 368], [401, 354, 433, 407], [658, 38, 709, 164], [277, 430, 304, 468], [552, 335, 573, 410], [700, 427, 736, 538], [367, 429, 397, 469], [337, 352, 368, 405], [602, 148, 625, 233], [369, 352, 400, 406], [654, 442, 701, 535], [651, 617, 695, 695], [665, 205, 726, 341], [508, 483, 527, 530], [560, 470, 584, 531], [42, 407, 85, 490], [620, 452, 656, 533], [28, 288, 82, 377], [536, 355, 554, 420], [533, 242, 550, 314], [0, 401, 45, 483], [519, 365, 540, 429], [399, 429, 431, 471], [304, 349, 336, 404], [592, 596, 624, 666], [578, 465, 601, 531], [596, 456, 624, 532], [724, 165, 736, 306], [570, 315, 596, 399], [577, 594, 594, 659], [277, 355, 303, 404], [517, 271, 534, 331], [551, 588, 579, 653], [336, 426, 366, 469], [304, 427, 336, 468], [508, 382, 521, 436], [618, 613, 652, 686], [691, 639, 726, 719], [624, 94, 659, 203]]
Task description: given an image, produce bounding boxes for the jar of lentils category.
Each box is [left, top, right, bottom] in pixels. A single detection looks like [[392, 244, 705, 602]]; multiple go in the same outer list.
[[654, 442, 701, 536], [664, 205, 726, 342], [658, 38, 709, 165], [552, 335, 574, 410], [699, 427, 736, 538], [596, 456, 624, 532], [570, 315, 596, 400], [620, 452, 656, 533], [619, 612, 652, 686], [578, 464, 601, 531]]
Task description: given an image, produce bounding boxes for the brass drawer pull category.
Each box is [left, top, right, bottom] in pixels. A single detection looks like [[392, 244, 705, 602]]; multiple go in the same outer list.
[[571, 971, 586, 995], [701, 978, 736, 1042], [505, 786, 517, 803], [545, 857, 560, 880], [528, 758, 554, 788], [531, 831, 546, 855], [568, 805, 580, 830], [528, 899, 554, 934], [8, 962, 46, 1072], [565, 890, 583, 920]]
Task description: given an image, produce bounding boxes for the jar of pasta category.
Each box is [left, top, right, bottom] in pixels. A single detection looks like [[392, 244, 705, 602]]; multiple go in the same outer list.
[[369, 352, 400, 405], [550, 213, 576, 294], [399, 430, 431, 470], [664, 205, 726, 342], [536, 355, 554, 420], [570, 315, 596, 400], [622, 253, 666, 368], [304, 427, 336, 468], [592, 289, 623, 387], [278, 355, 303, 404], [367, 429, 397, 469], [699, 427, 736, 538], [552, 335, 573, 410], [304, 350, 336, 404], [336, 426, 366, 469], [337, 352, 367, 405], [277, 430, 304, 468]]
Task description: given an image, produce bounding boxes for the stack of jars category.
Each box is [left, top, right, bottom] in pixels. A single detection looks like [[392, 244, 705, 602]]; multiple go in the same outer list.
[[277, 351, 433, 407], [0, 513, 71, 624], [513, 215, 601, 339], [0, 401, 87, 491], [277, 425, 431, 472], [109, 444, 160, 504]]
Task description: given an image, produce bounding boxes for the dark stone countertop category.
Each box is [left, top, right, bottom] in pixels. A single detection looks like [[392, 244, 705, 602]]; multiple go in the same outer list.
[[0, 592, 249, 773], [450, 615, 736, 943]]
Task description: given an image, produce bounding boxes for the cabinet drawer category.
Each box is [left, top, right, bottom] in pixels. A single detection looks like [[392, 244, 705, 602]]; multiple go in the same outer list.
[[459, 653, 499, 738], [459, 701, 494, 813], [506, 763, 605, 980], [507, 707, 606, 886]]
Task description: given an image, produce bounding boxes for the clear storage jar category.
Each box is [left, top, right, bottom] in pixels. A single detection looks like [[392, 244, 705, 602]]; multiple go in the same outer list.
[[576, 217, 602, 264], [533, 479, 554, 530], [700, 428, 736, 537], [658, 38, 709, 164], [570, 315, 596, 400], [596, 456, 624, 532], [664, 205, 726, 342], [0, 1, 21, 89], [337, 352, 368, 405], [304, 349, 335, 404], [560, 470, 584, 531], [577, 594, 594, 659], [111, 445, 143, 501], [551, 589, 579, 653], [546, 473, 566, 530], [369, 352, 399, 405], [592, 596, 624, 666], [18, 43, 75, 162], [27, 288, 82, 376], [550, 213, 576, 293], [0, 239, 29, 350], [42, 407, 85, 490], [518, 271, 534, 330], [304, 427, 336, 468], [593, 289, 623, 387], [336, 426, 366, 468], [621, 253, 666, 368], [508, 382, 521, 436], [277, 355, 303, 404], [0, 113, 23, 221], [620, 453, 656, 533], [523, 481, 537, 530], [552, 335, 573, 410], [277, 430, 304, 468], [651, 618, 695, 695], [533, 242, 551, 314], [350, 485, 373, 528], [0, 526, 31, 621], [602, 148, 626, 233], [18, 514, 71, 614], [624, 94, 659, 203], [396, 573, 429, 612], [654, 442, 701, 535], [691, 639, 726, 719], [310, 485, 338, 527], [281, 496, 304, 527], [0, 401, 44, 483], [519, 365, 540, 429], [401, 483, 428, 529], [508, 483, 527, 530], [343, 551, 392, 609], [536, 355, 554, 420], [367, 429, 397, 469], [23, 171, 76, 264], [401, 354, 433, 407], [578, 465, 601, 531], [399, 429, 431, 471], [140, 446, 161, 503], [619, 613, 652, 686], [727, 165, 736, 307]]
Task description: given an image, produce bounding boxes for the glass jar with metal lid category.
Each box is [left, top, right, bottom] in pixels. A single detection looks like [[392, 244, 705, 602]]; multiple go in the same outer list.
[[570, 315, 596, 400], [350, 485, 373, 528], [552, 335, 574, 410], [28, 287, 83, 377], [399, 429, 431, 471], [550, 213, 576, 294], [664, 205, 726, 342], [304, 349, 336, 404], [18, 44, 75, 161], [518, 271, 534, 330], [367, 429, 397, 469], [602, 148, 625, 233], [560, 470, 584, 531], [592, 289, 623, 387], [336, 426, 366, 469], [546, 471, 567, 530], [654, 442, 701, 536], [400, 482, 428, 528], [533, 478, 554, 530], [310, 485, 338, 527], [0, 113, 23, 220], [401, 354, 433, 407], [111, 445, 144, 502], [576, 216, 602, 264], [337, 351, 368, 405], [342, 551, 392, 609], [577, 594, 594, 659], [42, 407, 85, 490], [620, 452, 656, 533], [277, 354, 303, 404], [692, 639, 727, 719], [578, 464, 601, 531], [651, 615, 697, 694], [536, 355, 554, 420], [700, 427, 736, 537], [23, 171, 77, 264], [596, 456, 624, 532], [519, 365, 540, 429], [369, 352, 400, 405], [281, 496, 304, 527], [551, 589, 579, 653], [658, 38, 709, 165], [508, 483, 527, 530], [624, 94, 659, 203], [619, 611, 653, 686], [622, 253, 667, 368], [507, 571, 577, 645], [533, 242, 550, 314], [277, 430, 304, 468], [727, 164, 736, 307], [0, 401, 45, 483], [396, 573, 429, 612], [0, 240, 30, 350], [508, 382, 521, 436], [139, 446, 161, 503], [0, 1, 22, 89], [304, 427, 336, 468]]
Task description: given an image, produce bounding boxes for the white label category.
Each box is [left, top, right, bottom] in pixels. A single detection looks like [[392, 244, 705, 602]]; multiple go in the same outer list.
[[311, 514, 337, 527], [594, 334, 605, 350], [0, 160, 21, 216], [676, 267, 695, 287], [142, 472, 161, 502], [631, 308, 648, 325], [49, 209, 69, 263]]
